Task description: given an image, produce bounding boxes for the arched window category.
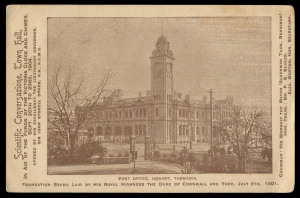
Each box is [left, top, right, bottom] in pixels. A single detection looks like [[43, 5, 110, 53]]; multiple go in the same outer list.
[[88, 128, 94, 137], [124, 126, 132, 136], [186, 125, 189, 136], [105, 126, 112, 136], [179, 125, 182, 136], [95, 126, 103, 136], [139, 109, 143, 117], [142, 125, 146, 136], [115, 126, 122, 136], [136, 109, 139, 117]]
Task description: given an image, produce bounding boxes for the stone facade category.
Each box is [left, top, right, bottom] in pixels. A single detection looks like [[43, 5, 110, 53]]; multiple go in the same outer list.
[[79, 35, 233, 144]]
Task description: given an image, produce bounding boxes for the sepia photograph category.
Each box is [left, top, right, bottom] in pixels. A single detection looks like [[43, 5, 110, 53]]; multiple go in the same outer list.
[[47, 17, 272, 175]]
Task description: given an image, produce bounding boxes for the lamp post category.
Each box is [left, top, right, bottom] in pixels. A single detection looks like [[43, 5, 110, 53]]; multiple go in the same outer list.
[[130, 135, 136, 172]]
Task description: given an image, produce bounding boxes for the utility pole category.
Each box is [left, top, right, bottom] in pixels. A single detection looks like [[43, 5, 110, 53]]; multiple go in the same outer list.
[[209, 89, 213, 164]]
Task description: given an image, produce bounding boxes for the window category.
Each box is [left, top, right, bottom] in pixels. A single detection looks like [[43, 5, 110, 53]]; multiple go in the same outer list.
[[179, 110, 182, 117], [167, 94, 171, 102], [143, 108, 146, 117], [135, 125, 139, 135], [186, 125, 189, 136], [138, 125, 142, 136], [156, 108, 159, 116], [96, 126, 103, 136], [202, 127, 205, 135], [183, 125, 186, 136], [105, 126, 112, 136], [129, 110, 132, 118], [142, 125, 146, 136], [196, 127, 199, 135], [179, 125, 182, 136], [139, 109, 142, 117], [115, 126, 122, 136]]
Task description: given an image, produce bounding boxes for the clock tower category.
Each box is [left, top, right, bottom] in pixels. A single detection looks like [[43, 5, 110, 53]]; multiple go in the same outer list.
[[150, 35, 175, 103], [150, 34, 175, 143]]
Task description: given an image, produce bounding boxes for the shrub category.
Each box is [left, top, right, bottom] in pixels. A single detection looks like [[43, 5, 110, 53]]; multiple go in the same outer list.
[[48, 146, 71, 165], [153, 150, 161, 160], [178, 147, 191, 164], [202, 154, 210, 166], [211, 154, 225, 172], [187, 152, 196, 163], [170, 152, 177, 162], [73, 141, 107, 164], [117, 153, 123, 157], [178, 162, 194, 174], [123, 151, 130, 157], [211, 154, 238, 173], [176, 147, 197, 173]]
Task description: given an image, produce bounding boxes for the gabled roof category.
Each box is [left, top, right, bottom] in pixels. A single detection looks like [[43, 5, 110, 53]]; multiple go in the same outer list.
[[94, 96, 151, 109], [135, 99, 146, 105], [179, 99, 191, 106]]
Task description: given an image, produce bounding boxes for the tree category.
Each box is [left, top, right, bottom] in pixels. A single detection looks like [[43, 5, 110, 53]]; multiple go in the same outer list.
[[177, 147, 196, 174], [47, 62, 113, 156], [213, 105, 271, 172]]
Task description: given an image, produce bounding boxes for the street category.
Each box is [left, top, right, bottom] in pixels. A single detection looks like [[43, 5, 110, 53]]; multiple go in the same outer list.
[[48, 160, 183, 175]]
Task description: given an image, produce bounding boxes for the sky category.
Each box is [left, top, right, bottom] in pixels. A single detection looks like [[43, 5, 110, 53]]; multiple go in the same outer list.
[[48, 17, 271, 110]]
